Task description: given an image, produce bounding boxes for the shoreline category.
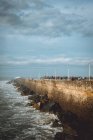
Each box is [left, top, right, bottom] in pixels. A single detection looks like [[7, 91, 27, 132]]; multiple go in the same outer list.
[[9, 78, 93, 140]]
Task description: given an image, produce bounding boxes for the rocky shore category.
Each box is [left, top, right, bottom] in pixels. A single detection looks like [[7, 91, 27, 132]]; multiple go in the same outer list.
[[8, 79, 93, 140]]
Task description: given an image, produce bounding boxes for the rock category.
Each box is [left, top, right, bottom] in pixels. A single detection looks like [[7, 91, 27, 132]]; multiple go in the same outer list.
[[64, 134, 77, 140], [62, 111, 79, 129], [13, 80, 35, 96], [21, 86, 30, 95], [27, 94, 49, 110], [30, 100, 36, 106], [29, 94, 41, 103], [63, 124, 77, 137], [54, 132, 65, 140], [28, 95, 32, 100], [33, 102, 41, 110], [40, 101, 54, 112], [26, 102, 32, 106], [41, 94, 48, 101], [52, 119, 62, 127], [21, 91, 30, 96], [18, 85, 34, 96], [7, 80, 14, 84], [39, 98, 63, 114], [49, 102, 63, 114], [29, 90, 35, 95], [54, 132, 78, 140]]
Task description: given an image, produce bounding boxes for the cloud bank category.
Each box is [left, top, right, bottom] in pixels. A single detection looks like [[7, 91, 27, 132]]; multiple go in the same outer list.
[[0, 55, 93, 66], [0, 0, 93, 37]]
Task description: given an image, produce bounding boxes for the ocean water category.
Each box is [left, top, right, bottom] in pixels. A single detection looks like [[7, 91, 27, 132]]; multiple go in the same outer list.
[[0, 81, 63, 140]]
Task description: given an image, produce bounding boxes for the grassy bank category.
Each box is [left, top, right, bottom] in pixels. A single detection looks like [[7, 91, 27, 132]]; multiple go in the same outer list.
[[11, 78, 93, 140]]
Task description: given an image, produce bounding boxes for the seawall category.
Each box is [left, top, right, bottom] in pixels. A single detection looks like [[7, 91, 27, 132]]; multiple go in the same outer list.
[[15, 78, 93, 124]]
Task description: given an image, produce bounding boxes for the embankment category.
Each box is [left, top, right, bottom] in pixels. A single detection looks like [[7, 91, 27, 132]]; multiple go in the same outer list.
[[11, 78, 93, 139], [14, 78, 93, 124]]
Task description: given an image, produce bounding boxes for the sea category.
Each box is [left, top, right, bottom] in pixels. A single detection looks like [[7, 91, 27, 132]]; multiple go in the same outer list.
[[0, 80, 63, 140]]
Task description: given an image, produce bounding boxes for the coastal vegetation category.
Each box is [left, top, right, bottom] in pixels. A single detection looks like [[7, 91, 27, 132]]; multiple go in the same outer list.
[[8, 78, 93, 140]]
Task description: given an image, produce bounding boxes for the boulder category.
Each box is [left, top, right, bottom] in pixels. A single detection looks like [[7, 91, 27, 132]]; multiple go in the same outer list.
[[40, 101, 54, 112], [54, 132, 78, 140], [49, 102, 63, 114], [33, 102, 41, 110], [29, 90, 35, 95], [62, 111, 79, 129], [29, 94, 41, 103], [28, 95, 32, 100], [52, 119, 62, 127], [54, 132, 65, 140], [7, 80, 14, 84]]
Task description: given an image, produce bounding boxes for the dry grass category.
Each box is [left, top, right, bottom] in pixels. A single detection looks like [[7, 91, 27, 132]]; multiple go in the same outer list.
[[16, 78, 93, 124]]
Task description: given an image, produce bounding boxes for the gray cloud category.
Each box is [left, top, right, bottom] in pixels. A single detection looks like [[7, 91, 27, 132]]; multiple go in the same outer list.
[[0, 55, 93, 66], [0, 0, 93, 37]]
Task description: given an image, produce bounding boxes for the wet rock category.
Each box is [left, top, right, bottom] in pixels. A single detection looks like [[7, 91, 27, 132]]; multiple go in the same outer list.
[[15, 85, 34, 96], [7, 80, 14, 84], [29, 94, 49, 111], [21, 86, 30, 96], [77, 123, 93, 140], [40, 101, 54, 112], [33, 102, 41, 110], [21, 91, 29, 96], [29, 100, 36, 106], [29, 90, 35, 95], [40, 94, 48, 101], [28, 94, 41, 103], [49, 102, 63, 114], [52, 119, 62, 127], [63, 124, 77, 137], [62, 111, 79, 129], [27, 94, 49, 110], [39, 97, 63, 114], [54, 132, 78, 140], [54, 132, 65, 140], [28, 95, 32, 100], [64, 133, 77, 140], [26, 102, 32, 106]]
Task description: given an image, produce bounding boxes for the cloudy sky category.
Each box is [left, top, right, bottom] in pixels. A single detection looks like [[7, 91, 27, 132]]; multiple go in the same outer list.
[[0, 0, 93, 79]]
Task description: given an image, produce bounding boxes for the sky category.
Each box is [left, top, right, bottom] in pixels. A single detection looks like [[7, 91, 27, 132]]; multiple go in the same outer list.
[[0, 0, 93, 79]]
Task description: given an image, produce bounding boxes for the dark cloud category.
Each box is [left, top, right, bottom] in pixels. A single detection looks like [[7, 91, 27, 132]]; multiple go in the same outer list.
[[0, 0, 93, 37]]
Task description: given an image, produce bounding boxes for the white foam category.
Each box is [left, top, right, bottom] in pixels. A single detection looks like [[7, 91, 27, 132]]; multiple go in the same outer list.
[[0, 80, 63, 139]]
